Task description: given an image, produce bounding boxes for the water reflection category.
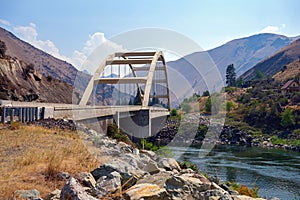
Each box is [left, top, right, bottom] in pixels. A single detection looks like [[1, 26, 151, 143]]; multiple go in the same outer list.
[[171, 145, 300, 200]]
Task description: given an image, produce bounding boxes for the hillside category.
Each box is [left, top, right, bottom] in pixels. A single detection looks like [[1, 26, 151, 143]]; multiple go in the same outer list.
[[0, 27, 79, 84], [0, 27, 95, 103], [0, 56, 79, 103], [273, 58, 300, 82], [167, 33, 296, 92], [242, 38, 300, 81]]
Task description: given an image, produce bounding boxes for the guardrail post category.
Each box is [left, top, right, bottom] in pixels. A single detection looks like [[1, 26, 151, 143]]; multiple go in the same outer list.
[[29, 108, 33, 122], [40, 107, 45, 120], [34, 107, 38, 121], [1, 107, 6, 123], [25, 108, 29, 122], [10, 108, 14, 124], [21, 108, 25, 123]]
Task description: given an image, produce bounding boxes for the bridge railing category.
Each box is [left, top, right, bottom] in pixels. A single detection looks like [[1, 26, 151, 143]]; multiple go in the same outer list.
[[0, 106, 45, 124]]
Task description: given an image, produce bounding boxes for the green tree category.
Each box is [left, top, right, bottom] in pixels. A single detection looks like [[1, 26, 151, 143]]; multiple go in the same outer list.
[[0, 40, 7, 58], [170, 108, 178, 117], [255, 70, 264, 79], [236, 77, 245, 88], [133, 88, 144, 105], [205, 97, 212, 114], [280, 108, 295, 128], [226, 64, 236, 87], [226, 101, 236, 112], [202, 90, 210, 97]]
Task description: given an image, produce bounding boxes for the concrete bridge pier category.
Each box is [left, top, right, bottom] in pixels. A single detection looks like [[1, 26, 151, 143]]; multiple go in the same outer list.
[[116, 109, 167, 139]]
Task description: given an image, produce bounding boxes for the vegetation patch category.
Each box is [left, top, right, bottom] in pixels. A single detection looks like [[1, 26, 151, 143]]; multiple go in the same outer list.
[[226, 180, 259, 198], [0, 124, 99, 199]]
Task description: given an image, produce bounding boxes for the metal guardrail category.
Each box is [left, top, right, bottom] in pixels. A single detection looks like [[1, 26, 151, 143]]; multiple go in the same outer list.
[[0, 106, 45, 123]]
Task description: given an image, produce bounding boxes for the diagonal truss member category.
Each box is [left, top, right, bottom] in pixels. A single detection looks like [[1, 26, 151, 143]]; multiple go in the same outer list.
[[79, 51, 170, 110]]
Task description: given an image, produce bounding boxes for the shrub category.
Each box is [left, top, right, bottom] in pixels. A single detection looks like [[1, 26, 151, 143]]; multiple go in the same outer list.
[[292, 128, 300, 136], [280, 108, 295, 128], [202, 90, 210, 97], [107, 123, 135, 146], [177, 160, 199, 172], [170, 108, 178, 117], [141, 138, 159, 151], [226, 181, 259, 198], [226, 101, 236, 112]]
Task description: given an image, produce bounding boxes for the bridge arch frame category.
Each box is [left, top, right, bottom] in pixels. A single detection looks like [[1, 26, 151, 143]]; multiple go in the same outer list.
[[79, 51, 170, 110]]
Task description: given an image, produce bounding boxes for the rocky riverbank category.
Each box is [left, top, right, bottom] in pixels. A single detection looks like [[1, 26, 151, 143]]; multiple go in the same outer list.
[[14, 120, 268, 200], [147, 113, 300, 152]]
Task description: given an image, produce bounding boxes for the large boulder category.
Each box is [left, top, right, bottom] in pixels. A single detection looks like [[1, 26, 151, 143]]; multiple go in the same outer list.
[[45, 189, 61, 200], [94, 171, 121, 197], [200, 189, 233, 200], [77, 172, 96, 188], [91, 158, 147, 188], [137, 171, 173, 188], [232, 196, 266, 200], [13, 189, 42, 200], [123, 183, 168, 200], [60, 177, 98, 200], [166, 173, 211, 199], [142, 159, 161, 174], [158, 158, 181, 172]]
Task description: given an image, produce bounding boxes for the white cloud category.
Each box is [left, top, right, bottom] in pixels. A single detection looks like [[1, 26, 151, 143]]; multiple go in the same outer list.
[[11, 22, 123, 72], [0, 19, 10, 26], [259, 24, 286, 34], [13, 23, 70, 62], [70, 32, 108, 69]]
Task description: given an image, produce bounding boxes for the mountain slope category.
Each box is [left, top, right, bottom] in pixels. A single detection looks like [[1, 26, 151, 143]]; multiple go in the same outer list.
[[242, 38, 300, 81], [167, 33, 296, 92], [0, 27, 93, 103], [0, 27, 87, 85], [273, 58, 300, 82], [0, 57, 79, 103]]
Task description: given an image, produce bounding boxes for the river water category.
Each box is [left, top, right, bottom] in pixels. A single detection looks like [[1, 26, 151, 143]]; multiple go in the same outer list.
[[171, 145, 300, 200]]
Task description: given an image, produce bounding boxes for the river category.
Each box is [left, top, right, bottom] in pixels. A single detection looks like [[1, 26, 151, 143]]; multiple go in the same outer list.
[[171, 145, 300, 200]]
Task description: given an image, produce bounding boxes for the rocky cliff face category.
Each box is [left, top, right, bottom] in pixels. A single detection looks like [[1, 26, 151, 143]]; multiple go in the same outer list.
[[0, 57, 79, 103]]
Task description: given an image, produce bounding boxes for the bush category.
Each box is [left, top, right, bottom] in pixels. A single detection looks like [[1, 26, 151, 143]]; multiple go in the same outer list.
[[226, 181, 259, 198], [225, 87, 236, 93], [107, 123, 135, 146], [202, 90, 210, 97], [177, 160, 199, 172], [170, 108, 178, 117], [226, 101, 236, 112], [141, 138, 159, 151]]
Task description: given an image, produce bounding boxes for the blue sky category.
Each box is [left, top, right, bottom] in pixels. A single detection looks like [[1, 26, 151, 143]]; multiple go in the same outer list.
[[0, 0, 299, 69]]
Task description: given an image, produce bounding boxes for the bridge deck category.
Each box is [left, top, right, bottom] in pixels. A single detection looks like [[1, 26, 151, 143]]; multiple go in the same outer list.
[[0, 100, 169, 121]]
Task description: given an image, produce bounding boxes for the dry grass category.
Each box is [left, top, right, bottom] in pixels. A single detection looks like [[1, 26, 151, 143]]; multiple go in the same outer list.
[[273, 59, 300, 82], [0, 124, 99, 199]]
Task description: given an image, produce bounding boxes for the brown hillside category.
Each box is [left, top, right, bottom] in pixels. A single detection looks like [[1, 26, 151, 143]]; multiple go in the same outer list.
[[0, 57, 79, 103], [0, 27, 79, 84], [242, 38, 300, 80], [273, 59, 300, 82]]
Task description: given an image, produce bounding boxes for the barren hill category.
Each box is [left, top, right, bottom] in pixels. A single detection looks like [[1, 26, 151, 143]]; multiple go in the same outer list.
[[273, 58, 300, 82], [0, 27, 80, 84], [242, 38, 300, 81], [0, 57, 79, 103], [167, 33, 296, 92]]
